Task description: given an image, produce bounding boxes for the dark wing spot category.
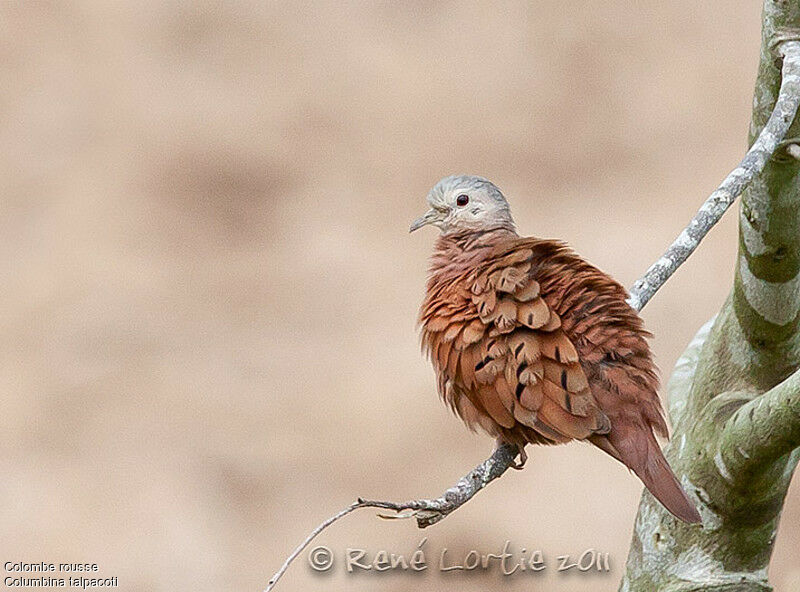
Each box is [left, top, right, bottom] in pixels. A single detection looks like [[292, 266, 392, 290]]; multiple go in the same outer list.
[[475, 356, 492, 371], [565, 395, 572, 413], [516, 362, 528, 379], [514, 342, 524, 357], [600, 352, 618, 365], [554, 346, 561, 362], [560, 369, 568, 390]]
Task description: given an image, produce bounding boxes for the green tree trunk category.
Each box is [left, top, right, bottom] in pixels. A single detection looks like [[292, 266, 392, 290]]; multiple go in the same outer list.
[[620, 2, 800, 591]]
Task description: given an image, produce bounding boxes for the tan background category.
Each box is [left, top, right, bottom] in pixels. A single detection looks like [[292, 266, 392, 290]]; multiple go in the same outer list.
[[1, 1, 797, 591]]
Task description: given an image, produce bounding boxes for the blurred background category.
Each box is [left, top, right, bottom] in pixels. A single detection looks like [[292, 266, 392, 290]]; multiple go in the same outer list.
[[0, 1, 797, 590]]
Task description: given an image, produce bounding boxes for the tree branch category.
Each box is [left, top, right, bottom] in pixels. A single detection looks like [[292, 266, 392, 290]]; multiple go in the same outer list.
[[626, 39, 800, 312], [621, 6, 800, 586], [264, 443, 517, 592], [720, 366, 800, 479]]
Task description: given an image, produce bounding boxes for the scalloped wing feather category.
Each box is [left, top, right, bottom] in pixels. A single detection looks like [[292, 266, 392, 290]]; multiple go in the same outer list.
[[421, 241, 609, 443]]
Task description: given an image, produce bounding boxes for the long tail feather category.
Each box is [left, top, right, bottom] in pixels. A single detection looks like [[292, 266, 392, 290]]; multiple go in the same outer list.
[[591, 431, 701, 524]]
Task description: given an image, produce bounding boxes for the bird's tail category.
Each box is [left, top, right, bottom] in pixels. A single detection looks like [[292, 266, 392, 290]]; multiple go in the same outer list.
[[591, 430, 702, 524]]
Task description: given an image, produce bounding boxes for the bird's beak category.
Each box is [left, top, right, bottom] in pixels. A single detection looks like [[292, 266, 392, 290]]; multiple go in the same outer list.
[[409, 208, 441, 233]]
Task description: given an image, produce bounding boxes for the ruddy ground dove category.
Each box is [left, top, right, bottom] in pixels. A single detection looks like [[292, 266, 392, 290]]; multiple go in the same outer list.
[[410, 175, 701, 524]]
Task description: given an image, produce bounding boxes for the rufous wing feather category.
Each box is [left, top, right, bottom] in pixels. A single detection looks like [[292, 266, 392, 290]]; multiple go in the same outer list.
[[444, 252, 610, 443]]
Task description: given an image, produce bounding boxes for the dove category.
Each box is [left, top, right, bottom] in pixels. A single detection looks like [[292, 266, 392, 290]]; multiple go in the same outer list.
[[410, 175, 701, 524]]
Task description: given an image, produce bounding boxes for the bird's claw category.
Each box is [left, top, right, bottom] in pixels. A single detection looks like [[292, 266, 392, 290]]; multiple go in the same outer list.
[[511, 446, 528, 470]]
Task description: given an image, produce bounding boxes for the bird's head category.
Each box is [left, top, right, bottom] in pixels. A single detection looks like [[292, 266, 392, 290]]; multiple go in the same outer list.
[[409, 175, 515, 235]]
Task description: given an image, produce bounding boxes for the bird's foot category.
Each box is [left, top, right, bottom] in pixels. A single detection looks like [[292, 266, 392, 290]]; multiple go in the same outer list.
[[496, 439, 527, 469]]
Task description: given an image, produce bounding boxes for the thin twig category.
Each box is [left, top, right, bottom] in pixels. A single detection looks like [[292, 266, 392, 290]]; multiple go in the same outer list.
[[264, 443, 518, 592], [265, 39, 800, 592], [627, 40, 800, 311], [265, 502, 362, 592]]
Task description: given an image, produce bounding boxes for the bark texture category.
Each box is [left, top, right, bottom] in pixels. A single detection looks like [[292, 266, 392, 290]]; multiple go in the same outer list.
[[620, 2, 800, 590]]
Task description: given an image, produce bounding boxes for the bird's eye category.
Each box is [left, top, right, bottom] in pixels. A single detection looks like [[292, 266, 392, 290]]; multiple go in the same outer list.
[[456, 194, 469, 206]]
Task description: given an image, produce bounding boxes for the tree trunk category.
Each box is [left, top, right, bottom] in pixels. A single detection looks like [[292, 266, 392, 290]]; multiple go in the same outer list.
[[619, 2, 800, 591]]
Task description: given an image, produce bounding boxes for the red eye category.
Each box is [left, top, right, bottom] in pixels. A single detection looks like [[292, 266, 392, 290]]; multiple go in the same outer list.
[[456, 194, 469, 206]]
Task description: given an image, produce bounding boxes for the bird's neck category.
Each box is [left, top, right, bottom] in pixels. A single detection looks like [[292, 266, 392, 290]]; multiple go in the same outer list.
[[428, 228, 518, 283], [434, 227, 518, 256]]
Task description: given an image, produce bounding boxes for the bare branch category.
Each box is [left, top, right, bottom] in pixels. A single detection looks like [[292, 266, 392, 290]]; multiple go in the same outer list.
[[627, 40, 800, 311], [719, 367, 800, 479], [264, 502, 362, 592], [264, 443, 518, 592]]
